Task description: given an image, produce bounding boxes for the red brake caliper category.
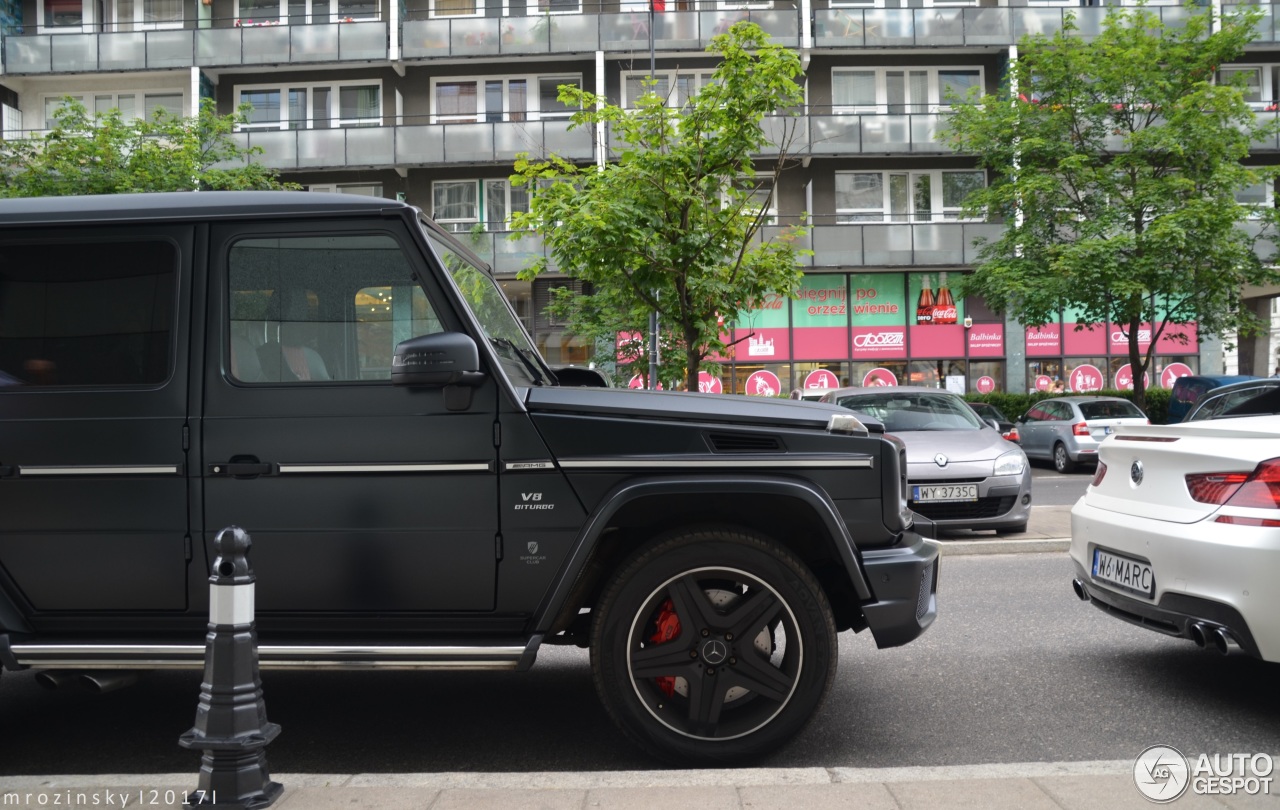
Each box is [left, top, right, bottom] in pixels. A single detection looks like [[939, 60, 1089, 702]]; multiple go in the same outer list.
[[649, 598, 682, 698]]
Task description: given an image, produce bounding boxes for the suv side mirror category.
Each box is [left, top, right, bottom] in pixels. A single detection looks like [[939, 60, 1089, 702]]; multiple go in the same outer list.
[[392, 332, 485, 388], [985, 418, 1000, 431]]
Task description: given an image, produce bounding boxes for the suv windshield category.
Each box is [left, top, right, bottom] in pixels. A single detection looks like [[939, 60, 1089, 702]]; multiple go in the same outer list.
[[418, 215, 554, 388], [1078, 400, 1144, 420], [835, 392, 983, 432]]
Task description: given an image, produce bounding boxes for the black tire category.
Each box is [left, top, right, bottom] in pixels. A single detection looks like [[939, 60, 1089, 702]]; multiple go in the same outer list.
[[1053, 442, 1077, 474], [591, 528, 836, 766]]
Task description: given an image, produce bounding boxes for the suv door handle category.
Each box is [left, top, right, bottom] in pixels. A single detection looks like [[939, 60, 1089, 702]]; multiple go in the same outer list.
[[208, 459, 277, 478]]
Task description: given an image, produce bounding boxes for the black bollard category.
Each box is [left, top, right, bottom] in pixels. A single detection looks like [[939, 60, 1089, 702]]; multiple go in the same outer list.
[[179, 526, 283, 809]]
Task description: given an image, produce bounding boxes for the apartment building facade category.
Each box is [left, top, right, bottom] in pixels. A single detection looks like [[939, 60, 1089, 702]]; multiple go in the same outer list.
[[1, 0, 1273, 393]]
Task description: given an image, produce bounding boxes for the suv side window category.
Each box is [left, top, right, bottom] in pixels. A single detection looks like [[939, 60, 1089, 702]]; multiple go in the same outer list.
[[0, 240, 176, 387], [228, 234, 444, 383]]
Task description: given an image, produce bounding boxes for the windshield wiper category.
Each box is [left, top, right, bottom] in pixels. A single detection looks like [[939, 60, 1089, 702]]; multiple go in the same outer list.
[[490, 336, 551, 386]]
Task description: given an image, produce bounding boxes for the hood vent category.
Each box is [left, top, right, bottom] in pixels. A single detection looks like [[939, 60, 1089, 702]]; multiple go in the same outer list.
[[707, 433, 784, 453]]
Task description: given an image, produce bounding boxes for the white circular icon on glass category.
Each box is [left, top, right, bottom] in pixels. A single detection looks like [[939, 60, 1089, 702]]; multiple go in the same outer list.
[[1133, 744, 1190, 803]]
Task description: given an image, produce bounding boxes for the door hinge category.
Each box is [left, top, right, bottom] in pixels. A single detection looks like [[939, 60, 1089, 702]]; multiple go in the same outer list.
[[184, 534, 193, 562], [493, 421, 501, 448], [182, 425, 190, 452], [495, 532, 503, 561]]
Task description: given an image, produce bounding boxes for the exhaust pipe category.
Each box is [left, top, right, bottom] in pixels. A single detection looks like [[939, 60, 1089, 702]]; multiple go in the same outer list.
[[1190, 622, 1209, 648], [79, 672, 140, 694], [1210, 627, 1239, 656], [1072, 578, 1090, 602], [35, 670, 80, 690]]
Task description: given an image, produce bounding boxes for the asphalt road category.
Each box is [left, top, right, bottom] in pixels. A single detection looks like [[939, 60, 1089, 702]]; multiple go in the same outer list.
[[1029, 464, 1092, 506], [2, 554, 1275, 776]]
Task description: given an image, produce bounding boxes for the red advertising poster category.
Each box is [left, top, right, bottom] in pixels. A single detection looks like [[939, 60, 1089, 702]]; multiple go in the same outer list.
[[1063, 323, 1106, 355], [1113, 364, 1149, 391], [697, 371, 723, 394], [744, 370, 782, 397], [793, 328, 849, 361], [908, 324, 964, 359], [851, 326, 907, 360], [804, 369, 840, 390], [966, 323, 1004, 358], [735, 327, 790, 363], [1156, 323, 1197, 354], [862, 367, 899, 387], [1068, 364, 1105, 393], [976, 376, 996, 394], [1025, 324, 1061, 357], [1035, 375, 1053, 391], [1109, 323, 1153, 355], [1160, 362, 1194, 388]]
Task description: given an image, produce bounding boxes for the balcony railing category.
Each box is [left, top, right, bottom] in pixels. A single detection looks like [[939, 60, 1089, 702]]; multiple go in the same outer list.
[[223, 118, 593, 170]]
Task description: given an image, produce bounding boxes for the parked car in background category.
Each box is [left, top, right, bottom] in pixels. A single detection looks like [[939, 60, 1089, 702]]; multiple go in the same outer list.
[[1070, 413, 1280, 663], [1017, 396, 1149, 473], [968, 401, 1018, 443], [1167, 374, 1258, 423], [821, 386, 1031, 534], [1183, 378, 1280, 421]]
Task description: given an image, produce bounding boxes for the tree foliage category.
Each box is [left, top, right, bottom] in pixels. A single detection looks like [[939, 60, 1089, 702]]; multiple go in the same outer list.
[[511, 22, 809, 391], [0, 97, 298, 197], [944, 3, 1280, 408]]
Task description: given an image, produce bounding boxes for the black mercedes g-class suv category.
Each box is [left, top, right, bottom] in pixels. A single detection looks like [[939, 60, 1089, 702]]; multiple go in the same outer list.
[[0, 192, 938, 764]]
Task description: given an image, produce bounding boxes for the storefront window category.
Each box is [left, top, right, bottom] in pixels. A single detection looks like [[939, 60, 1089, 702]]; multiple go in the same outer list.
[[792, 362, 848, 393], [732, 363, 791, 397], [968, 360, 1006, 394], [1025, 359, 1064, 393], [850, 361, 906, 388]]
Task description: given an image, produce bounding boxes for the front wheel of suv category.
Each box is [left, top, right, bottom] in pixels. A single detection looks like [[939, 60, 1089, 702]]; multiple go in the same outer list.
[[590, 528, 836, 765]]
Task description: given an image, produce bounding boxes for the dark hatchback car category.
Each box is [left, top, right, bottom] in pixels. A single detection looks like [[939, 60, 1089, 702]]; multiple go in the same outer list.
[[968, 401, 1018, 443], [0, 192, 939, 766]]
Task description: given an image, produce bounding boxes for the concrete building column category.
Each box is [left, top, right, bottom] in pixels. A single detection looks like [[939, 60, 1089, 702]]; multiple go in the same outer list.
[[1237, 297, 1273, 376]]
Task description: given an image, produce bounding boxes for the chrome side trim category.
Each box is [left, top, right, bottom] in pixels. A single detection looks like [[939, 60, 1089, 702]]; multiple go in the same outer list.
[[505, 460, 556, 471], [19, 465, 180, 476], [557, 457, 874, 469], [276, 463, 491, 474], [11, 643, 526, 671]]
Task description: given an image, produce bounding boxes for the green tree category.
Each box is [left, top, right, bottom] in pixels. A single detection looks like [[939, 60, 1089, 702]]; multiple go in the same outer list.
[[511, 22, 809, 392], [943, 3, 1280, 410], [0, 97, 298, 197]]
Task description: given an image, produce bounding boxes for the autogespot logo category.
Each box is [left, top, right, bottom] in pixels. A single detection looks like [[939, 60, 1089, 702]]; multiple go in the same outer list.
[[1134, 745, 1190, 803]]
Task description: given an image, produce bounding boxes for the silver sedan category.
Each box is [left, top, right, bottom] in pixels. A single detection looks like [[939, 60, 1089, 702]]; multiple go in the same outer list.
[[820, 386, 1032, 534]]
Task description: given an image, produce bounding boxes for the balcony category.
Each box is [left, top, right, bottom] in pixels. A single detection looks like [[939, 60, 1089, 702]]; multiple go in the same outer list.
[[225, 118, 594, 170]]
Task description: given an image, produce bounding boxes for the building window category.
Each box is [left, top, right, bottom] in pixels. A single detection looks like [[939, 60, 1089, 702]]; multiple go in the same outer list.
[[430, 76, 581, 124], [42, 0, 91, 31], [112, 0, 182, 31], [1218, 66, 1271, 110], [235, 82, 381, 130], [432, 180, 530, 233], [234, 0, 379, 26], [42, 92, 184, 129], [832, 67, 982, 114], [836, 170, 984, 223], [430, 0, 479, 16], [307, 183, 384, 196], [621, 70, 717, 109]]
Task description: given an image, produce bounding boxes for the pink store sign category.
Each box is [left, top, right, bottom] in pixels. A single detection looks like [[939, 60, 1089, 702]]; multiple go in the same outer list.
[[736, 328, 790, 361], [862, 367, 899, 387], [804, 369, 840, 390], [792, 327, 849, 361], [697, 371, 723, 394], [744, 370, 782, 397], [908, 324, 963, 359], [1109, 323, 1153, 354], [1025, 324, 1061, 357], [966, 323, 1004, 358], [1160, 362, 1194, 388], [976, 376, 996, 394], [1113, 364, 1150, 391], [1063, 323, 1106, 355], [851, 326, 907, 360], [1068, 364, 1105, 393]]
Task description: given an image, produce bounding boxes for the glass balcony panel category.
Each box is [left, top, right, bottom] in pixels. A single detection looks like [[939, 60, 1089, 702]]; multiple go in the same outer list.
[[809, 115, 862, 154], [450, 17, 498, 55], [6, 36, 55, 73], [910, 113, 947, 153], [761, 114, 802, 155], [297, 129, 346, 168], [601, 11, 648, 50], [220, 134, 254, 170], [494, 121, 542, 161], [501, 16, 551, 54], [752, 9, 800, 45], [861, 115, 911, 152], [241, 26, 290, 64], [242, 130, 299, 169], [1073, 7, 1106, 38], [911, 223, 962, 265], [541, 120, 594, 160], [863, 10, 915, 46], [396, 125, 446, 164], [402, 19, 453, 57], [51, 34, 98, 71], [493, 232, 544, 275], [99, 32, 147, 70], [1158, 5, 1191, 34], [916, 8, 964, 46], [339, 20, 387, 59], [1013, 9, 1065, 39], [862, 224, 915, 265], [964, 224, 1003, 264], [1227, 3, 1275, 42], [762, 224, 812, 264], [345, 125, 394, 164], [812, 225, 864, 267], [444, 122, 496, 162], [147, 30, 195, 68], [656, 11, 699, 48], [292, 22, 340, 61], [549, 13, 598, 51], [196, 28, 244, 67], [815, 9, 866, 47], [1251, 111, 1279, 151], [962, 7, 1010, 45]]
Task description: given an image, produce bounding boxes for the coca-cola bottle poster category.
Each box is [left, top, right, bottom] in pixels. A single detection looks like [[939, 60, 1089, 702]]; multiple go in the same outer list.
[[792, 274, 851, 360], [908, 272, 963, 358], [849, 272, 906, 361]]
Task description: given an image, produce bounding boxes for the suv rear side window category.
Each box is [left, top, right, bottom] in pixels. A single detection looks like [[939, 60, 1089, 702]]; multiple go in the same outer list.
[[1079, 400, 1144, 419], [0, 240, 176, 387]]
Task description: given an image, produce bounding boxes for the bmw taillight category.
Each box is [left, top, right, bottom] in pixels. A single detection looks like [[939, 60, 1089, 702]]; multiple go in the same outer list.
[[1186, 458, 1280, 508], [1185, 472, 1250, 505], [1072, 422, 1090, 436], [1091, 462, 1107, 487]]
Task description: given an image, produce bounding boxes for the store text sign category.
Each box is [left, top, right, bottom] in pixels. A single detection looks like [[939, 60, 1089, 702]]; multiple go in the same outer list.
[[1025, 324, 1061, 358], [967, 324, 1004, 358], [851, 327, 906, 360], [848, 273, 906, 326], [1063, 322, 1106, 355], [908, 324, 964, 359]]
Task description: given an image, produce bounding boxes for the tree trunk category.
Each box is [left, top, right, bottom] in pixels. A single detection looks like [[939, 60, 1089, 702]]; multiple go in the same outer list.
[[1128, 317, 1147, 413]]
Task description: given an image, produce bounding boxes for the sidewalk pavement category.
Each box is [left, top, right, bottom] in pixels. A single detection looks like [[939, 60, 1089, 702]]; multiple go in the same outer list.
[[0, 506, 1092, 810], [2, 760, 1270, 809]]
